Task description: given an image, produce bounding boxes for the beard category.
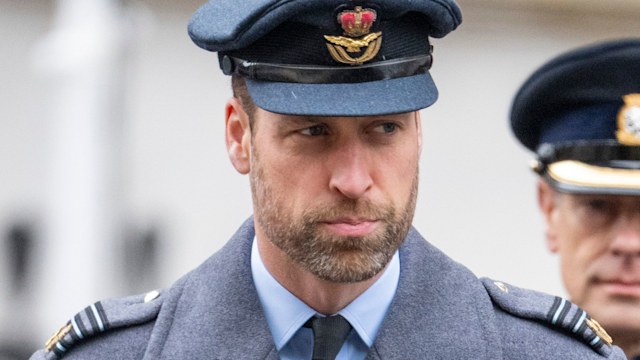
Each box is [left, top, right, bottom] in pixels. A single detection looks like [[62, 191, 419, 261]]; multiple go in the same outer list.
[[250, 149, 418, 284]]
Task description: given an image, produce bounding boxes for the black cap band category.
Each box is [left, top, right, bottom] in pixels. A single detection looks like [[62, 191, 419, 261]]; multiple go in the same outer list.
[[537, 141, 640, 168], [220, 54, 432, 84]]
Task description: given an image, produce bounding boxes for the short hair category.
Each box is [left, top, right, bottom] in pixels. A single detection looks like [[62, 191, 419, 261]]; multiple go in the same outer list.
[[231, 75, 257, 128]]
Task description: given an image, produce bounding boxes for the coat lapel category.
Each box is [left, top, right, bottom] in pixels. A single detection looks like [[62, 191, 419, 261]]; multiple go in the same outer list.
[[367, 228, 504, 360], [144, 218, 278, 360]]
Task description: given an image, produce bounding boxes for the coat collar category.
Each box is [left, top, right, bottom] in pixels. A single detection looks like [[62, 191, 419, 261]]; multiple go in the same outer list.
[[145, 217, 279, 360], [367, 228, 504, 359], [146, 219, 502, 359]]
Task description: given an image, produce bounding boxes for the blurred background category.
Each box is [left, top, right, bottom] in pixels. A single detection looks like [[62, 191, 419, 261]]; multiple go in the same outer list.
[[2, 0, 640, 358]]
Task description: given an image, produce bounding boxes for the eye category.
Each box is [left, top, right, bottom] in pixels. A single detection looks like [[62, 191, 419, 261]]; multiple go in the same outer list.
[[574, 197, 618, 226], [300, 124, 328, 136], [586, 199, 613, 213], [372, 122, 399, 134]]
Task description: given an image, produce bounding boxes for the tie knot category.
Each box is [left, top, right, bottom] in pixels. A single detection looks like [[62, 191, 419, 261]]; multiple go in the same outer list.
[[305, 315, 353, 360]]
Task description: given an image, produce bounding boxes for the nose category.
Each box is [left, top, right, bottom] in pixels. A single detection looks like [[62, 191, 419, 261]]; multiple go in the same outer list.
[[328, 141, 373, 200], [610, 215, 640, 258]]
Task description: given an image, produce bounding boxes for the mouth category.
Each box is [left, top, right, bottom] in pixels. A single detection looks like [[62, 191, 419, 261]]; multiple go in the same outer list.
[[321, 217, 380, 237], [596, 279, 640, 298]]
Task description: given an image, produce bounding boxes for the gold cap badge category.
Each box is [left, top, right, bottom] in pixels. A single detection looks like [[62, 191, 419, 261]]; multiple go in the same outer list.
[[324, 6, 382, 65], [616, 93, 640, 145]]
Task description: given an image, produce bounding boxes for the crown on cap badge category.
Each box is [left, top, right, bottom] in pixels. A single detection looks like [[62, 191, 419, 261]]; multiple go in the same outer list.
[[616, 93, 640, 145], [324, 6, 382, 65]]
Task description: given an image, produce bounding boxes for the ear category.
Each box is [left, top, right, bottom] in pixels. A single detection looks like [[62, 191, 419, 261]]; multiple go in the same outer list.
[[537, 179, 559, 253], [225, 97, 252, 175]]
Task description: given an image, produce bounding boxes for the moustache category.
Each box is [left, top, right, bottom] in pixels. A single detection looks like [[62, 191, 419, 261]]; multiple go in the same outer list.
[[300, 199, 395, 224]]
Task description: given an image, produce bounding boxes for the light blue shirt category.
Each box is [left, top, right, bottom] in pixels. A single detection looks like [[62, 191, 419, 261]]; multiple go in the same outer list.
[[251, 237, 400, 360]]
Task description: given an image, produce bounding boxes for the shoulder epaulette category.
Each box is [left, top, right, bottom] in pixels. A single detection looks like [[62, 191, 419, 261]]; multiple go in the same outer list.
[[42, 290, 163, 359], [480, 278, 614, 358]]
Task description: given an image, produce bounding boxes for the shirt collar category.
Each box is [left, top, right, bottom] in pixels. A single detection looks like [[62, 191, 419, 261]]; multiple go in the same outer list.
[[337, 250, 399, 347], [251, 236, 400, 350]]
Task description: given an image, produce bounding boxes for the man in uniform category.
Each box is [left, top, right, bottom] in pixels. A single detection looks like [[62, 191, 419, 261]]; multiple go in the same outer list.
[[32, 1, 625, 359], [510, 39, 640, 359]]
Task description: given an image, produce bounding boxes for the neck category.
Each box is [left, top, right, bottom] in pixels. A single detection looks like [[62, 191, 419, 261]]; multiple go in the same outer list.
[[256, 228, 385, 315]]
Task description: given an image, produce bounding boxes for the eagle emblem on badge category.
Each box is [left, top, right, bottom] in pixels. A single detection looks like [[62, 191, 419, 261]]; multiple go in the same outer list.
[[324, 6, 382, 65], [616, 93, 640, 145]]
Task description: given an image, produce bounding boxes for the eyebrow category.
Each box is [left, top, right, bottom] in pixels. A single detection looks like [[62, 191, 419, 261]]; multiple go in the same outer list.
[[276, 116, 324, 129]]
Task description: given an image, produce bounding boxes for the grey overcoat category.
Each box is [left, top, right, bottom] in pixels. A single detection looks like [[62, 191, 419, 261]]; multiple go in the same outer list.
[[31, 218, 626, 359]]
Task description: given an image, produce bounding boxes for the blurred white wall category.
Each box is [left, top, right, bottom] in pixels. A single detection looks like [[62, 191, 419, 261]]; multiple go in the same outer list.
[[1, 2, 53, 357], [1, 0, 640, 356]]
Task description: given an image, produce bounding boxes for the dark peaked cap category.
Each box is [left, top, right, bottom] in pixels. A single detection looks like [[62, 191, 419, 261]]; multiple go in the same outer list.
[[511, 39, 640, 151], [189, 0, 461, 52], [510, 38, 640, 195], [188, 0, 462, 116]]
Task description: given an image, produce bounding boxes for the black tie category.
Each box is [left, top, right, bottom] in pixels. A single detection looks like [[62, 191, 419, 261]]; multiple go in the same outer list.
[[305, 315, 353, 360]]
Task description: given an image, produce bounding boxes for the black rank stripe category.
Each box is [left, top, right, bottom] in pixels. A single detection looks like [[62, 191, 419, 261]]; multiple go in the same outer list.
[[593, 338, 604, 350], [67, 318, 80, 342], [547, 296, 562, 323], [69, 324, 80, 342], [85, 306, 99, 334], [584, 318, 604, 349], [51, 338, 69, 357], [52, 345, 65, 357], [58, 336, 73, 350], [568, 309, 584, 333], [576, 320, 588, 335], [557, 301, 572, 325], [74, 313, 88, 339], [95, 301, 110, 330]]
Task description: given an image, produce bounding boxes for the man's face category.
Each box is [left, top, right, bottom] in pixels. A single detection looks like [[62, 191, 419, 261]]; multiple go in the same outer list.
[[539, 181, 640, 339], [249, 108, 421, 283]]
